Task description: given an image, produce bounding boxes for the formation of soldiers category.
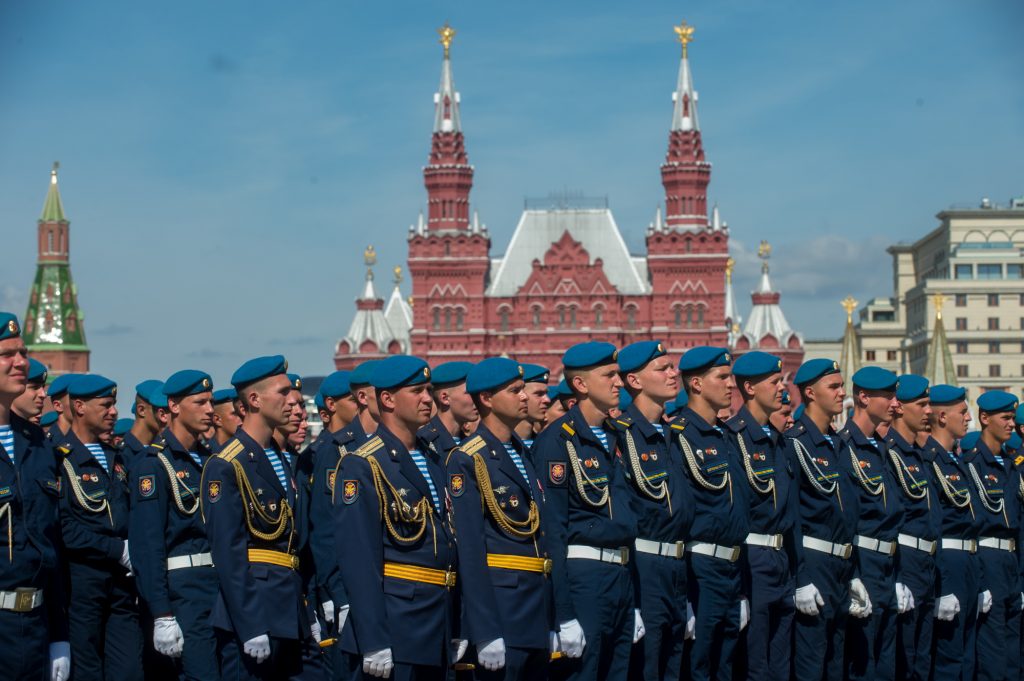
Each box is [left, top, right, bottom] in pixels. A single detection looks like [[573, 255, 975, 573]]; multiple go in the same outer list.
[[1, 306, 1023, 681]]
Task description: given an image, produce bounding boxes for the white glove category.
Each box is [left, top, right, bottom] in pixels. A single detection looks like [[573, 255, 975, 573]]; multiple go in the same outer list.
[[311, 619, 322, 643], [478, 638, 506, 671], [322, 599, 335, 625], [934, 594, 960, 621], [337, 604, 350, 634], [49, 641, 71, 681], [243, 634, 271, 663], [153, 616, 184, 657], [451, 639, 468, 663], [896, 583, 915, 614], [739, 598, 750, 631], [685, 602, 696, 640], [558, 619, 586, 658], [1020, 592, 1023, 611], [363, 647, 394, 678], [979, 590, 993, 614], [119, 541, 132, 571], [795, 584, 825, 616], [632, 609, 646, 643], [549, 631, 560, 654], [849, 578, 873, 618]]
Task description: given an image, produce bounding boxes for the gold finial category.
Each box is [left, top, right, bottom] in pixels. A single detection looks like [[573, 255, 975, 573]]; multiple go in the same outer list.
[[438, 22, 456, 58], [933, 292, 946, 320], [757, 240, 772, 260], [393, 265, 403, 284], [363, 245, 377, 267], [407, 296, 414, 307], [673, 20, 695, 58], [841, 295, 858, 324], [51, 161, 59, 184], [725, 257, 735, 283]]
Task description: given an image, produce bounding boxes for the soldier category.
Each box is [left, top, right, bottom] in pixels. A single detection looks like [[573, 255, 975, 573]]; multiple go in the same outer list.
[[40, 410, 59, 430], [57, 374, 143, 681], [209, 388, 241, 454], [725, 351, 795, 681], [542, 380, 575, 430], [0, 312, 70, 681], [884, 375, 939, 681], [670, 346, 749, 681], [446, 357, 553, 678], [841, 367, 906, 681], [112, 418, 133, 450], [788, 359, 863, 681], [532, 341, 641, 681], [608, 341, 693, 681], [964, 391, 1021, 681], [129, 370, 219, 680], [11, 357, 47, 424], [121, 380, 166, 468], [333, 355, 460, 679], [418, 362, 477, 462], [46, 373, 79, 439], [201, 355, 317, 679], [768, 390, 794, 434], [349, 360, 382, 438], [924, 385, 982, 681], [513, 364, 550, 451]]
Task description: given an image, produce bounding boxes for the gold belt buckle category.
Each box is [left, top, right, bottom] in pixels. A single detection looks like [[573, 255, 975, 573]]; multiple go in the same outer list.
[[968, 541, 977, 554], [619, 547, 629, 566], [728, 546, 741, 562], [674, 541, 685, 559], [542, 558, 553, 575], [886, 542, 897, 557], [444, 570, 457, 588], [840, 544, 853, 560], [14, 588, 36, 613]]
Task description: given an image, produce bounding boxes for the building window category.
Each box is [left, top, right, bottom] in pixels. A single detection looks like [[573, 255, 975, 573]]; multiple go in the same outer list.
[[955, 317, 967, 331], [955, 294, 967, 307], [444, 242, 451, 256], [444, 308, 452, 331], [955, 264, 972, 279], [1008, 264, 1023, 279], [557, 306, 566, 329], [887, 350, 897, 361], [989, 364, 1001, 378], [990, 342, 1001, 354], [697, 306, 705, 328], [866, 350, 876, 361], [673, 307, 682, 329], [978, 264, 1002, 280], [988, 317, 999, 330], [432, 308, 440, 331], [569, 306, 577, 329], [594, 306, 604, 329], [686, 306, 694, 329], [626, 307, 637, 330], [455, 308, 464, 331], [499, 309, 510, 333], [532, 307, 541, 329], [988, 294, 999, 307], [956, 341, 968, 354], [956, 365, 968, 378]]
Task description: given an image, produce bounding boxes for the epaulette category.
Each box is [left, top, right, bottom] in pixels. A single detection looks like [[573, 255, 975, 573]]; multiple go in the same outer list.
[[354, 435, 385, 459], [1014, 455, 1024, 467], [150, 437, 166, 452], [217, 438, 244, 462], [458, 435, 487, 456], [669, 417, 687, 432], [839, 429, 853, 443], [560, 421, 576, 438], [56, 444, 72, 457], [609, 415, 632, 431], [724, 418, 744, 433]]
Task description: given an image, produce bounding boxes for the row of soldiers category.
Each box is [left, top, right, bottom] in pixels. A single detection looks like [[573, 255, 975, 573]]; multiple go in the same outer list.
[[1, 306, 1023, 681]]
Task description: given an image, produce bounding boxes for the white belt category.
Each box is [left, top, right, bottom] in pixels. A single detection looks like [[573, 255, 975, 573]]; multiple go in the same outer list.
[[0, 588, 44, 612], [566, 545, 629, 565], [745, 533, 784, 550], [979, 537, 1016, 552], [940, 538, 977, 553], [685, 541, 741, 562], [166, 552, 215, 571], [634, 538, 685, 559], [802, 536, 853, 560], [898, 533, 937, 555], [855, 535, 897, 556]]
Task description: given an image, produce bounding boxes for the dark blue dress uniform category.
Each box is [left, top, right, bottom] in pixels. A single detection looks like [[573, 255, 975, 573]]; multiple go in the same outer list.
[[532, 403, 639, 681], [201, 427, 312, 680], [57, 429, 143, 681], [333, 425, 457, 678], [925, 434, 983, 681], [669, 405, 749, 681], [419, 415, 462, 465], [0, 413, 68, 680], [725, 405, 795, 681], [883, 427, 939, 681], [787, 410, 859, 681], [121, 432, 149, 471], [607, 403, 693, 681], [129, 429, 219, 680], [446, 424, 553, 679]]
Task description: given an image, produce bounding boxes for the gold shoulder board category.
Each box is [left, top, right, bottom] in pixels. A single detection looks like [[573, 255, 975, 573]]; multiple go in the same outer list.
[[354, 435, 385, 459], [218, 439, 244, 462]]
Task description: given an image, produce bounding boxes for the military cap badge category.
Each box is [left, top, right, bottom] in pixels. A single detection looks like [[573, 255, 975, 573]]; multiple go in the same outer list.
[[342, 480, 358, 504], [139, 475, 155, 498], [7, 319, 18, 334], [450, 473, 465, 497], [549, 462, 566, 485], [208, 480, 222, 502], [202, 378, 211, 389]]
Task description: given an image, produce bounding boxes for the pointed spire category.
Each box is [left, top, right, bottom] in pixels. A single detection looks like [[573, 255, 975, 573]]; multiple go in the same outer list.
[[743, 241, 796, 344], [433, 23, 462, 134], [670, 21, 700, 133], [361, 245, 379, 300], [838, 295, 862, 381], [711, 204, 721, 231], [384, 265, 414, 346], [40, 161, 67, 223], [926, 292, 957, 385], [724, 256, 741, 345]]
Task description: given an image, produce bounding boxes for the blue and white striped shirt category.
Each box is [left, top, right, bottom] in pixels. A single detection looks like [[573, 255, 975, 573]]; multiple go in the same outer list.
[[85, 443, 108, 472], [264, 448, 289, 491], [187, 451, 204, 469], [590, 426, 610, 453], [408, 449, 441, 513], [0, 425, 13, 465], [502, 442, 531, 489]]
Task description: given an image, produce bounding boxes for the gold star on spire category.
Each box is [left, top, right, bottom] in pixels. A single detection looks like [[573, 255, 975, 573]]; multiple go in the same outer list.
[[393, 265, 403, 284], [932, 292, 946, 320], [674, 20, 695, 58], [363, 245, 377, 267], [438, 22, 456, 58], [841, 295, 858, 323]]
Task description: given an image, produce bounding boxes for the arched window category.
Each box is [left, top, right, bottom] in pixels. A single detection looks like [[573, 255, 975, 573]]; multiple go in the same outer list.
[[455, 308, 464, 331], [444, 242, 451, 256], [594, 306, 604, 329], [569, 306, 577, 329], [432, 308, 440, 331], [532, 307, 541, 329], [557, 306, 566, 329], [499, 308, 510, 332], [686, 306, 694, 329], [697, 306, 705, 328], [626, 307, 637, 330], [47, 232, 53, 253], [673, 306, 682, 328], [444, 308, 452, 332]]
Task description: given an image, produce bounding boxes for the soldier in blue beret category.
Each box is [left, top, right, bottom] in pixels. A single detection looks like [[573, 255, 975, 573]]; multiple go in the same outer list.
[[768, 389, 795, 434], [724, 351, 796, 681], [0, 312, 71, 680], [209, 388, 242, 455], [128, 370, 220, 679], [445, 357, 552, 678], [201, 355, 317, 679], [349, 360, 382, 441], [923, 385, 982, 681], [513, 363, 550, 452], [57, 374, 143, 680], [965, 390, 1022, 681], [840, 367, 906, 681], [787, 358, 862, 681], [882, 375, 939, 681], [418, 361, 478, 466], [111, 417, 133, 448], [46, 372, 80, 439], [543, 379, 576, 430], [333, 355, 460, 679], [608, 341, 694, 681], [11, 357, 48, 425], [669, 347, 750, 681], [121, 380, 167, 469], [532, 341, 641, 680], [40, 409, 59, 428]]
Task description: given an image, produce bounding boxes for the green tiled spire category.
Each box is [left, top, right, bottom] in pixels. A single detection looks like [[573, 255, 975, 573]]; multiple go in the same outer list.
[[40, 162, 66, 223]]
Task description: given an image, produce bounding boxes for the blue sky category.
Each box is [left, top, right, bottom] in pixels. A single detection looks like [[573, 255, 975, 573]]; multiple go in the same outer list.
[[1, 1, 1022, 401]]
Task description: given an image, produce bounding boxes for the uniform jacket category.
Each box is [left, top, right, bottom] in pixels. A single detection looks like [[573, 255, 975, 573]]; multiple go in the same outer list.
[[121, 431, 149, 471], [418, 415, 462, 462]]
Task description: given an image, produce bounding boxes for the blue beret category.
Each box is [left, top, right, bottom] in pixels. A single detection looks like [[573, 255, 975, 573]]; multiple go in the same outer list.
[[27, 358, 48, 385], [314, 393, 326, 410], [618, 390, 633, 411], [135, 379, 164, 404], [959, 431, 981, 452], [521, 363, 550, 384], [212, 388, 237, 405], [68, 374, 117, 399], [350, 360, 380, 388], [287, 373, 303, 391], [40, 411, 59, 427], [562, 341, 618, 370], [431, 362, 474, 387], [466, 357, 523, 394], [665, 390, 689, 418], [0, 312, 21, 341], [732, 351, 782, 378], [370, 355, 431, 390], [113, 418, 133, 437], [793, 404, 806, 421], [1016, 404, 1024, 426], [163, 370, 213, 398], [617, 341, 666, 374], [678, 346, 731, 374], [895, 375, 929, 402], [231, 355, 288, 389], [851, 367, 898, 392], [794, 359, 840, 386], [780, 390, 791, 406], [320, 371, 353, 399], [977, 390, 1018, 414], [548, 379, 573, 402], [49, 373, 80, 398], [930, 384, 966, 406], [1006, 432, 1023, 453]]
